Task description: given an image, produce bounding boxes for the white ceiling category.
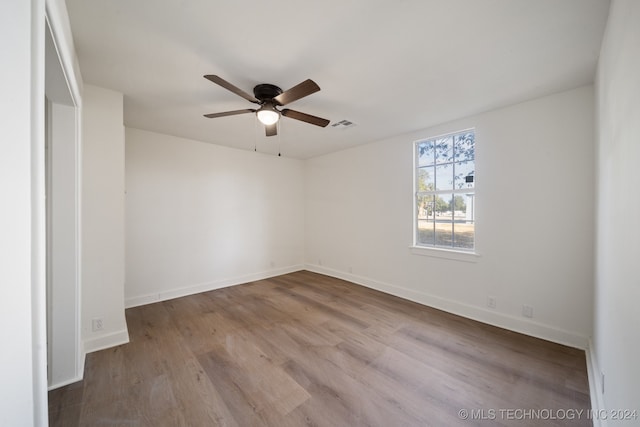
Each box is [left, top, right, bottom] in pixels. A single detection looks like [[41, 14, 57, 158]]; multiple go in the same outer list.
[[65, 0, 609, 159]]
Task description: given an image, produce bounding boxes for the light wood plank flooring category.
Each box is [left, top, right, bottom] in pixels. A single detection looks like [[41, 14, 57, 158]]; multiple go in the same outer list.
[[49, 271, 591, 426]]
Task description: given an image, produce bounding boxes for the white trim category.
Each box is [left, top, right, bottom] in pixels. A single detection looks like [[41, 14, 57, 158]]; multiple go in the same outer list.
[[305, 264, 588, 349], [125, 265, 306, 308], [586, 339, 607, 427], [44, 1, 85, 388], [45, 0, 83, 104], [75, 104, 84, 383], [82, 329, 130, 355], [31, 1, 48, 425], [409, 245, 480, 262], [45, 98, 53, 387], [77, 344, 86, 384]]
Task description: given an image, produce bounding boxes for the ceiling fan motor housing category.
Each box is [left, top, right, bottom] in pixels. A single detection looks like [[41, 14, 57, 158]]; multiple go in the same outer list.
[[253, 84, 283, 102]]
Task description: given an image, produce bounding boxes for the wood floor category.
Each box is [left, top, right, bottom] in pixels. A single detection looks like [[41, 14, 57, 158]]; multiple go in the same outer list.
[[49, 271, 591, 426]]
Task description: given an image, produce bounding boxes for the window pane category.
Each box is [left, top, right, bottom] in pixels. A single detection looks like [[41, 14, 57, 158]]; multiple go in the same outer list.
[[417, 195, 435, 245], [435, 164, 453, 191], [433, 194, 452, 246], [416, 194, 432, 220], [453, 193, 475, 250], [435, 220, 453, 247], [454, 161, 475, 189], [417, 141, 434, 167], [453, 222, 474, 249], [434, 136, 453, 164], [451, 194, 467, 214], [417, 166, 434, 191], [434, 194, 450, 216], [454, 132, 475, 162]]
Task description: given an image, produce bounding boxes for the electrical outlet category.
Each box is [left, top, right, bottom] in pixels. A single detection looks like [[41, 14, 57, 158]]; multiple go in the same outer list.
[[522, 305, 534, 318], [487, 296, 497, 309], [92, 318, 104, 332], [348, 266, 353, 273]]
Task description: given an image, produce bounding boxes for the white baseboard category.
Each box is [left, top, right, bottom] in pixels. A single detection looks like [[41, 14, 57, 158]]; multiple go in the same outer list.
[[47, 345, 87, 391], [78, 347, 85, 382], [586, 339, 607, 427], [82, 329, 130, 355], [48, 374, 84, 391], [305, 264, 589, 350], [125, 264, 305, 308]]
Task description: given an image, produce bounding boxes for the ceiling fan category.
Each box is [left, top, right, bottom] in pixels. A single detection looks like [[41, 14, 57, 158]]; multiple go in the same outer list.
[[203, 75, 330, 137]]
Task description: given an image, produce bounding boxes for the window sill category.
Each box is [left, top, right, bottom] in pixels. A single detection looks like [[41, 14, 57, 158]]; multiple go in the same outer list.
[[409, 246, 480, 263]]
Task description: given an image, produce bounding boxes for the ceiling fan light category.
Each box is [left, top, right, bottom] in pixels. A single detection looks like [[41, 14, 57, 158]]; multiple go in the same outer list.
[[257, 109, 280, 125]]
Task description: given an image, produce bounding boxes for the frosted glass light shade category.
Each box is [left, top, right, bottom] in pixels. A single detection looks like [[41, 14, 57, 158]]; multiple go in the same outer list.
[[257, 109, 279, 125]]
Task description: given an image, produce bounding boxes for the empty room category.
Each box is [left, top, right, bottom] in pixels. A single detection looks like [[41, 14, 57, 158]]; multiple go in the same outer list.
[[2, 0, 639, 426]]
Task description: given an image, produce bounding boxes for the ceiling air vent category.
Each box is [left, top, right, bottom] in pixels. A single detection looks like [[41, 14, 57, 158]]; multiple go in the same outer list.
[[331, 119, 356, 130]]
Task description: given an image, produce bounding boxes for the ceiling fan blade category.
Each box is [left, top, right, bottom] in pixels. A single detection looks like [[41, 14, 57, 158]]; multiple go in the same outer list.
[[204, 75, 260, 104], [273, 79, 320, 106], [281, 109, 330, 127], [265, 123, 277, 137], [204, 109, 256, 118]]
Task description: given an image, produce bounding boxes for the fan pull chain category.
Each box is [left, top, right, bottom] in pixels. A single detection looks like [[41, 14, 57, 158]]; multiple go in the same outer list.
[[278, 120, 282, 157], [253, 114, 258, 152]]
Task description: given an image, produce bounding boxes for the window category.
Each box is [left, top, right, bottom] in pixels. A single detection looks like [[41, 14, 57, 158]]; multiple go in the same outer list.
[[414, 129, 475, 251]]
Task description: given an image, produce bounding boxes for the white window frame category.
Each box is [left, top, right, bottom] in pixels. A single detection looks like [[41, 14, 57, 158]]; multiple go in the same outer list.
[[410, 129, 479, 262]]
